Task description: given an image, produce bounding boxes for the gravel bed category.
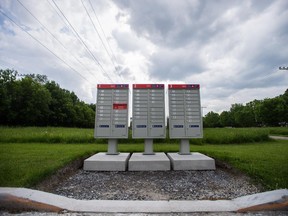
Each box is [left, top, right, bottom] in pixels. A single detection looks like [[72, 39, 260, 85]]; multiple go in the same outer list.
[[52, 168, 262, 200]]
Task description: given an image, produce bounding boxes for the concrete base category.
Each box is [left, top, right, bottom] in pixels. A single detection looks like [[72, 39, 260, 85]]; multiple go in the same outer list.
[[83, 153, 130, 171], [167, 152, 216, 170], [129, 153, 170, 171]]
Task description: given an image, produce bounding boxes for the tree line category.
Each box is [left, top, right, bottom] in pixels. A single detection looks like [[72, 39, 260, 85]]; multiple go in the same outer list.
[[2, 68, 287, 128], [203, 89, 288, 127], [0, 69, 95, 128]]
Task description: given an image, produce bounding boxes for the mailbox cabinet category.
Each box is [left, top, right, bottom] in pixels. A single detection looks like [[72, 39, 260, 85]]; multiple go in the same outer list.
[[132, 84, 166, 138], [95, 84, 129, 138], [168, 84, 203, 138]]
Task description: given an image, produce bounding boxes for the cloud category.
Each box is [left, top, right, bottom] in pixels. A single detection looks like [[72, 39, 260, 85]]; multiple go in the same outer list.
[[149, 45, 206, 81], [0, 0, 287, 114]]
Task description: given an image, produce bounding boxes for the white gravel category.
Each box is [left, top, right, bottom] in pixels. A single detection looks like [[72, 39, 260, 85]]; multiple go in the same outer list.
[[52, 168, 262, 200]]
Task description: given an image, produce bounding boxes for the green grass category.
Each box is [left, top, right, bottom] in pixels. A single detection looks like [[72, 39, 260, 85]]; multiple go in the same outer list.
[[0, 127, 287, 190], [0, 140, 287, 190], [187, 141, 288, 190], [0, 127, 98, 143], [0, 143, 104, 187], [0, 126, 271, 144], [267, 127, 288, 136]]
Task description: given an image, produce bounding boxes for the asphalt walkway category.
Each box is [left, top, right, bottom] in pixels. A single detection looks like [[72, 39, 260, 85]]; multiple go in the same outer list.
[[269, 135, 288, 140]]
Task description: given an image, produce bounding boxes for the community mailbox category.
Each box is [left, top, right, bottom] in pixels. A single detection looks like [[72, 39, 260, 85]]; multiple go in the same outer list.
[[132, 84, 165, 138], [95, 84, 129, 138], [168, 84, 203, 138]]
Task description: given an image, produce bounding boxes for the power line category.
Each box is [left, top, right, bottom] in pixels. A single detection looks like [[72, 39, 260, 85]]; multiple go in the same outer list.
[[80, 0, 116, 69], [88, 0, 118, 67], [0, 9, 93, 85], [46, 0, 74, 34], [51, 0, 113, 82], [86, 0, 124, 82], [16, 0, 97, 79], [48, 0, 123, 82]]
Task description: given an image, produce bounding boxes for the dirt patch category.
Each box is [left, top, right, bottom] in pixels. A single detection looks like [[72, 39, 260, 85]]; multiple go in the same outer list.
[[34, 157, 85, 193]]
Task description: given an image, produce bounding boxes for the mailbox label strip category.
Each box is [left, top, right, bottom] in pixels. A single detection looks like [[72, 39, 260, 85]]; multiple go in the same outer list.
[[133, 84, 164, 89], [169, 84, 200, 89], [97, 84, 129, 89], [113, 103, 128, 110]]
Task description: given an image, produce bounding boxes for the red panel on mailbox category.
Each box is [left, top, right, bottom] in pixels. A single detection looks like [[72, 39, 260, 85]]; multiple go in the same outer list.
[[98, 84, 129, 89], [113, 103, 127, 110], [168, 84, 200, 89], [133, 84, 164, 89]]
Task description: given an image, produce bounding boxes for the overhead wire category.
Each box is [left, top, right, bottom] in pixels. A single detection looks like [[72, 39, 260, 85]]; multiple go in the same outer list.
[[88, 0, 118, 67], [46, 0, 108, 84], [51, 0, 113, 83], [80, 0, 116, 68], [87, 0, 125, 82], [0, 9, 93, 85], [16, 0, 97, 80]]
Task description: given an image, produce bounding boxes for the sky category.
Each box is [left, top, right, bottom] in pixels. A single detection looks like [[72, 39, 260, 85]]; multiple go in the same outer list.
[[0, 0, 287, 115]]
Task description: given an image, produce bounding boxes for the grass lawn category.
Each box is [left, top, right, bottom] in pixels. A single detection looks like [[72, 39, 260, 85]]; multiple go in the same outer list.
[[0, 143, 104, 187], [0, 140, 287, 190], [267, 127, 288, 136], [0, 126, 273, 144], [188, 141, 288, 190]]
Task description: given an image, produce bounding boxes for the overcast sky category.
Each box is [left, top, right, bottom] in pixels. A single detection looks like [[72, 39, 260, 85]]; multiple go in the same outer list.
[[0, 0, 287, 115]]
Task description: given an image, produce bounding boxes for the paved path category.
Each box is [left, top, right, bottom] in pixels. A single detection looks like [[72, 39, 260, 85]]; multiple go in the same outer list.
[[0, 188, 287, 214], [269, 135, 288, 140]]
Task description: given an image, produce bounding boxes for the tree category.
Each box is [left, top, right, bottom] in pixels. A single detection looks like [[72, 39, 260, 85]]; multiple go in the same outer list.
[[229, 103, 244, 127], [219, 111, 233, 127], [45, 80, 95, 127], [204, 111, 221, 128], [260, 94, 288, 126], [0, 69, 51, 125], [25, 74, 48, 84], [246, 100, 263, 126], [0, 69, 18, 125], [281, 89, 288, 124], [14, 77, 51, 125], [0, 69, 95, 127]]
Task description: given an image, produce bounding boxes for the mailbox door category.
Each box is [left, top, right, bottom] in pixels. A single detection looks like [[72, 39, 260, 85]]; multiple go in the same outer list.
[[170, 119, 185, 138], [168, 84, 202, 138], [169, 88, 184, 138], [95, 84, 129, 138], [132, 84, 165, 138], [133, 119, 148, 137], [184, 88, 202, 138], [95, 121, 111, 137], [112, 108, 128, 137]]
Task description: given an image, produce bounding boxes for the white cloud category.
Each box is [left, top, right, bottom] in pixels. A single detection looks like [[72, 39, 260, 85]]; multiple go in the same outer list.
[[0, 0, 287, 112]]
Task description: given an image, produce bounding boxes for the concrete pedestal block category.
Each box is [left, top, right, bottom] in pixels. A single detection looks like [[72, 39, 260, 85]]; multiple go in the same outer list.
[[129, 153, 170, 171], [167, 152, 216, 170], [83, 153, 130, 171]]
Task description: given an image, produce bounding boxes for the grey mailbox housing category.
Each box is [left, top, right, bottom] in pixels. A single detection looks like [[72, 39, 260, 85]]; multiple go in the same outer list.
[[168, 84, 203, 138], [95, 84, 129, 138], [132, 84, 165, 138]]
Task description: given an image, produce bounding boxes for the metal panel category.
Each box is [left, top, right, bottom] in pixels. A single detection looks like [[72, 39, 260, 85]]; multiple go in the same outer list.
[[168, 84, 203, 138], [170, 119, 185, 137], [95, 121, 111, 137], [149, 123, 165, 137], [132, 84, 165, 138], [94, 84, 129, 138], [133, 119, 148, 137]]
